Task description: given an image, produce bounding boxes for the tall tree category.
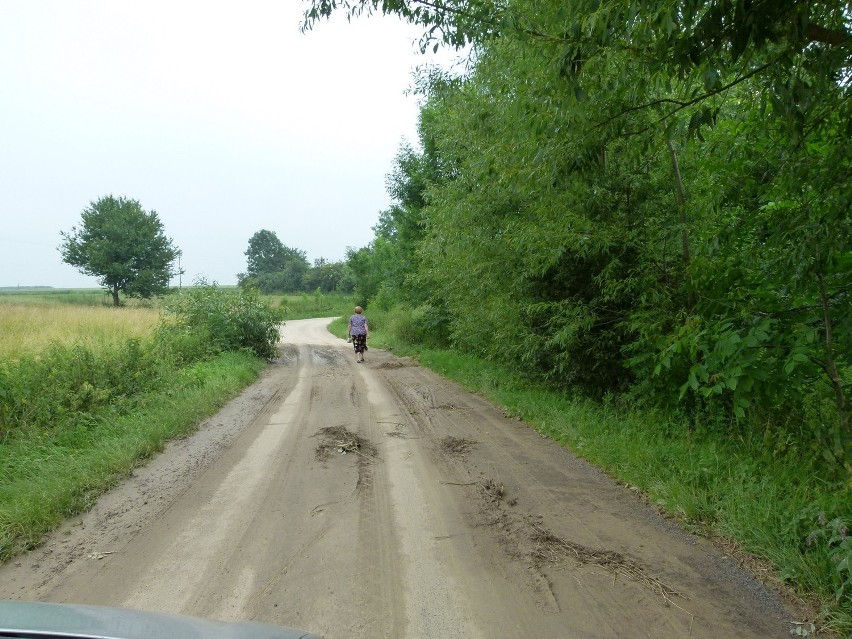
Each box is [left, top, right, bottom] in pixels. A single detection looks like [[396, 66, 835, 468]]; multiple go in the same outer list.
[[315, 0, 850, 466], [241, 230, 310, 293], [244, 229, 287, 276], [59, 195, 180, 306]]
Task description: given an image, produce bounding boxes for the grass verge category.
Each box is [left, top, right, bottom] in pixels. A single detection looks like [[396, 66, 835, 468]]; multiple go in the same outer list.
[[0, 351, 264, 562]]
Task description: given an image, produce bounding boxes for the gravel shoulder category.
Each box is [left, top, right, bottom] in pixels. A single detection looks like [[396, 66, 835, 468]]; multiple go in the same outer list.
[[0, 318, 802, 638]]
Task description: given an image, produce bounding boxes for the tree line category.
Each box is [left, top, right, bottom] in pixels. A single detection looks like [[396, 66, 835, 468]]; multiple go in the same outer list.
[[305, 0, 851, 474], [59, 200, 354, 304], [237, 229, 354, 294]]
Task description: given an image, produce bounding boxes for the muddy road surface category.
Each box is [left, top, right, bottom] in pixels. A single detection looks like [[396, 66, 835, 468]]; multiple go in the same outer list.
[[0, 318, 798, 638]]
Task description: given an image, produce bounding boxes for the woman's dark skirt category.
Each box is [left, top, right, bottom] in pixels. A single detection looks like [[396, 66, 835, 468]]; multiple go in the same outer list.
[[352, 334, 367, 354]]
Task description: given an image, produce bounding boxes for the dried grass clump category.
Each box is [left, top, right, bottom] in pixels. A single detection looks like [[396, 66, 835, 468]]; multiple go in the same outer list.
[[440, 436, 476, 456], [529, 523, 685, 604]]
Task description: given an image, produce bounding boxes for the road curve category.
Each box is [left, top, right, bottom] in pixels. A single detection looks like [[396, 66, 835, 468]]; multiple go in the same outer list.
[[0, 318, 796, 638]]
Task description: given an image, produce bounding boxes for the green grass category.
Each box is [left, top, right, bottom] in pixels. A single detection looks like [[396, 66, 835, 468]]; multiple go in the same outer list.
[[0, 351, 264, 561], [277, 292, 357, 321], [346, 313, 850, 635], [0, 288, 165, 307]]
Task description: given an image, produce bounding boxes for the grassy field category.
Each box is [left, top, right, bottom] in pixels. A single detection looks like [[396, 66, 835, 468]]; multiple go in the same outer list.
[[0, 289, 357, 359], [0, 288, 167, 360], [0, 288, 153, 307], [0, 304, 159, 359], [273, 291, 356, 320]]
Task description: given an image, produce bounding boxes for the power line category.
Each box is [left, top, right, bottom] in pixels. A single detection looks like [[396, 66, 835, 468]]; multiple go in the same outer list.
[[0, 236, 56, 247]]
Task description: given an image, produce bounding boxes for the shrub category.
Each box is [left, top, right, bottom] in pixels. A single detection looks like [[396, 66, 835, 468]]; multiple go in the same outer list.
[[0, 338, 165, 439], [408, 304, 450, 347], [159, 281, 282, 360]]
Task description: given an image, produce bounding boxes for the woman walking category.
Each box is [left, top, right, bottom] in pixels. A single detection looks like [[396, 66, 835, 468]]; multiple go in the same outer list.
[[347, 306, 369, 363]]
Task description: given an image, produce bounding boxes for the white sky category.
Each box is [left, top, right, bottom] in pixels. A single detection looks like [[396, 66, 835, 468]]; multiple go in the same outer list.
[[0, 0, 460, 288]]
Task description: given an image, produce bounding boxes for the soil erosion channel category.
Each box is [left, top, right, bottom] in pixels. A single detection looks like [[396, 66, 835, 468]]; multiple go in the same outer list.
[[0, 318, 795, 638]]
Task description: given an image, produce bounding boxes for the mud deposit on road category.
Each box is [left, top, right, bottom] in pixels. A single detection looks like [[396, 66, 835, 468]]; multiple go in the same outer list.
[[0, 319, 805, 638], [314, 426, 378, 463]]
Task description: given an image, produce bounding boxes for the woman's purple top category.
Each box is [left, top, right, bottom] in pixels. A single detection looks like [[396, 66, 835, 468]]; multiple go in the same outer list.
[[349, 314, 368, 336]]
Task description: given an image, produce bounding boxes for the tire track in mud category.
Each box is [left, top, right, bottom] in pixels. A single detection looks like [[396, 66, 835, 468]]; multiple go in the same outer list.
[[119, 344, 319, 615], [351, 418, 403, 639], [375, 359, 792, 639], [358, 364, 485, 638], [370, 366, 600, 637], [206, 345, 343, 622], [400, 377, 685, 631], [327, 363, 402, 639], [378, 372, 566, 615]]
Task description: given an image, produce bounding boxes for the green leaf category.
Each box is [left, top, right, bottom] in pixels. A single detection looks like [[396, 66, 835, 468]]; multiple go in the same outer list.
[[702, 68, 718, 92]]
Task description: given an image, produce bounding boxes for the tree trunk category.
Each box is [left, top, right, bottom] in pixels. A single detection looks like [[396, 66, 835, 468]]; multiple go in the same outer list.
[[112, 284, 120, 307], [817, 274, 849, 455], [666, 139, 690, 266]]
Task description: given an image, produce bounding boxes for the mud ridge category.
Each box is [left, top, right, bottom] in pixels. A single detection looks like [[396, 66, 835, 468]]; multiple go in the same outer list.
[[474, 474, 685, 608], [313, 426, 378, 463], [439, 436, 477, 457]]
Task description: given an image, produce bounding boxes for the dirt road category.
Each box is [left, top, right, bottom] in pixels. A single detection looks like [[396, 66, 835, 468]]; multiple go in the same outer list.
[[0, 318, 798, 637]]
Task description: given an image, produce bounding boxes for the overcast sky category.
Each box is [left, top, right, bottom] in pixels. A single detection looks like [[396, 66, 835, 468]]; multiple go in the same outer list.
[[0, 1, 461, 288]]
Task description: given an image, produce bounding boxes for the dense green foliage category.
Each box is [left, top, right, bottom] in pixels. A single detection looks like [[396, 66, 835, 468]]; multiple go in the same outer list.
[[240, 229, 310, 292], [302, 258, 356, 294], [239, 229, 354, 294], [160, 281, 282, 360], [0, 339, 158, 440], [310, 0, 851, 463], [311, 0, 850, 628], [59, 196, 181, 306]]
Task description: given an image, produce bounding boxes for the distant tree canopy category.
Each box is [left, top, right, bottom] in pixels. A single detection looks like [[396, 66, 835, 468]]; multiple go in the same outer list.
[[59, 195, 181, 306], [303, 257, 356, 293], [239, 229, 353, 294]]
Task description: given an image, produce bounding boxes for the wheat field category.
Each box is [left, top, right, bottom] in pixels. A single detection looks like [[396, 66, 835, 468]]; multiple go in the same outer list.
[[0, 303, 160, 359]]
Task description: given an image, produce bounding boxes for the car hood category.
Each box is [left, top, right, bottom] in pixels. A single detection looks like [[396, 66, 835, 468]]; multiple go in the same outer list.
[[0, 600, 322, 639]]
